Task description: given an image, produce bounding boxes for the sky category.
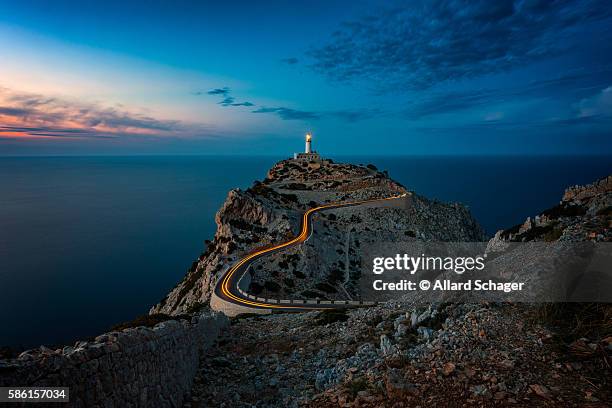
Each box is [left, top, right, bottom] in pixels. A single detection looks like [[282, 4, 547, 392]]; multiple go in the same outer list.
[[0, 0, 611, 156]]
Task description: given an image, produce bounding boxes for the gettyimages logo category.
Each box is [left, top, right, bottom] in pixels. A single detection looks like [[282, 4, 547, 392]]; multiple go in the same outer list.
[[360, 241, 612, 304], [372, 253, 486, 275]]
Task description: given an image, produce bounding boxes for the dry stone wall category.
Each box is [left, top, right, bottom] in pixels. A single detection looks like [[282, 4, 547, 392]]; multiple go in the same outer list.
[[0, 311, 228, 407]]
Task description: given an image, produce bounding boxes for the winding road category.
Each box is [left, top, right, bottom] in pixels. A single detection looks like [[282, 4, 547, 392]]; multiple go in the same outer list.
[[213, 193, 408, 312]]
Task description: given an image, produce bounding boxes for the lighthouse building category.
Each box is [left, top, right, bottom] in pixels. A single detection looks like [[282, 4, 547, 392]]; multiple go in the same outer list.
[[293, 133, 321, 162]]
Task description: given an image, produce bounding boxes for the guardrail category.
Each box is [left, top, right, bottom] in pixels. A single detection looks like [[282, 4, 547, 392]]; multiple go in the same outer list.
[[235, 277, 377, 307], [231, 198, 393, 309]]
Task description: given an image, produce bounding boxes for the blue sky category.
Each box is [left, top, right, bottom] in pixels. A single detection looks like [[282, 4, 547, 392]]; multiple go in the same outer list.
[[0, 0, 611, 155]]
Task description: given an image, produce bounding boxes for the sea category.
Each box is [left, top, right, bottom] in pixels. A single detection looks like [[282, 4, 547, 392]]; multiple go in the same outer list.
[[1, 155, 610, 347]]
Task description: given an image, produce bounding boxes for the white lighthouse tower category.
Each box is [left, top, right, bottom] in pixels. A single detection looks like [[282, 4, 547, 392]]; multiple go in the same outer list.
[[293, 133, 321, 162], [305, 133, 312, 153]]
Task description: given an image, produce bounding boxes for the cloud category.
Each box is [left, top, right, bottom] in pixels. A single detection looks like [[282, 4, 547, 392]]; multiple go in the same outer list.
[[206, 86, 381, 122], [252, 106, 381, 122], [484, 112, 504, 122], [207, 87, 230, 96], [402, 67, 612, 119], [205, 86, 254, 107], [309, 0, 612, 90], [0, 87, 210, 139], [252, 107, 320, 121], [230, 101, 254, 107], [218, 96, 254, 107], [578, 86, 612, 117], [0, 125, 119, 139], [553, 114, 612, 126], [281, 57, 299, 65], [219, 96, 235, 106], [403, 89, 501, 119], [0, 107, 32, 116], [327, 109, 382, 122]]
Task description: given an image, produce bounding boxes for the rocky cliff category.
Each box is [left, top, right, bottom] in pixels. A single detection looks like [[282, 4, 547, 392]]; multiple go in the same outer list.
[[151, 159, 485, 314], [183, 174, 611, 407], [490, 174, 612, 244]]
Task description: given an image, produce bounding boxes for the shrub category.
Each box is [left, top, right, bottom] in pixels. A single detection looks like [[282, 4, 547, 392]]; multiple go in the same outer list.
[[542, 203, 587, 219], [328, 269, 344, 284], [286, 182, 309, 190], [280, 193, 298, 203], [596, 205, 612, 216], [185, 302, 206, 314], [249, 282, 264, 295], [264, 281, 281, 292], [532, 303, 612, 342], [301, 290, 326, 299], [543, 227, 564, 242], [314, 309, 349, 326], [346, 377, 369, 397], [315, 282, 338, 293]]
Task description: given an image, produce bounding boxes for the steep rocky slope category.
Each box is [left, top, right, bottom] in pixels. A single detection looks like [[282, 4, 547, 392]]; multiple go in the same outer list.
[[184, 175, 611, 407], [493, 175, 611, 243], [151, 159, 484, 314]]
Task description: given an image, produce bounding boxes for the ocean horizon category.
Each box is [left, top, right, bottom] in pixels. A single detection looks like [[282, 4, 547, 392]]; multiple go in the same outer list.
[[1, 154, 611, 348]]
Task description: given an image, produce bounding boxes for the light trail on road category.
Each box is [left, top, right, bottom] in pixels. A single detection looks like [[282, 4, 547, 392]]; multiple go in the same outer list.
[[215, 193, 407, 312]]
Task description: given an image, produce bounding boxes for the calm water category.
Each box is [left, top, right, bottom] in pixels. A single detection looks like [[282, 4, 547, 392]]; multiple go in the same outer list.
[[1, 155, 611, 347]]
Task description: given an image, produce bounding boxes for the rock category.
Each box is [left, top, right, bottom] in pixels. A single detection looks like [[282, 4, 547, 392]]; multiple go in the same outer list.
[[529, 384, 552, 400], [417, 309, 431, 325], [494, 391, 507, 400], [395, 323, 409, 339], [39, 345, 55, 355], [385, 369, 417, 398], [442, 362, 455, 376], [585, 390, 600, 402], [463, 367, 477, 378], [486, 230, 511, 255], [410, 311, 419, 328], [568, 339, 595, 358], [379, 335, 395, 356], [315, 368, 335, 390], [417, 327, 433, 341], [562, 175, 612, 203], [519, 217, 534, 234], [471, 384, 490, 397], [602, 336, 612, 351], [393, 313, 408, 330]]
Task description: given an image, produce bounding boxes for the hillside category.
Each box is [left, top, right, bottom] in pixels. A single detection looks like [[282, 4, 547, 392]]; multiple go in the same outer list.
[[151, 159, 484, 315], [183, 174, 611, 407]]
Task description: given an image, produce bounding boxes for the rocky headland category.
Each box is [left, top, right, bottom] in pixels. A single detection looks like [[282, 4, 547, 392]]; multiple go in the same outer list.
[[178, 168, 611, 407], [151, 159, 484, 316], [2, 159, 610, 407]]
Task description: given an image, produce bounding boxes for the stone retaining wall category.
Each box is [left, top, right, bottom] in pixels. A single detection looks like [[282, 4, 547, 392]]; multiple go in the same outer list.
[[0, 311, 228, 407], [210, 290, 271, 317]]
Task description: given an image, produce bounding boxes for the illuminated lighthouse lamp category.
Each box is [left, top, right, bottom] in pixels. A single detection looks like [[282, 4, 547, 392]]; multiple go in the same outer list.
[[293, 133, 321, 162]]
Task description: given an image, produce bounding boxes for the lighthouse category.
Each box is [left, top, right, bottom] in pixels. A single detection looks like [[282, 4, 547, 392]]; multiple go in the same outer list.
[[293, 132, 321, 162], [305, 133, 312, 153]]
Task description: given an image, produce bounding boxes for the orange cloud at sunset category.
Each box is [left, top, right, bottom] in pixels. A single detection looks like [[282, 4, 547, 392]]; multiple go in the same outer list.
[[0, 87, 211, 140]]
